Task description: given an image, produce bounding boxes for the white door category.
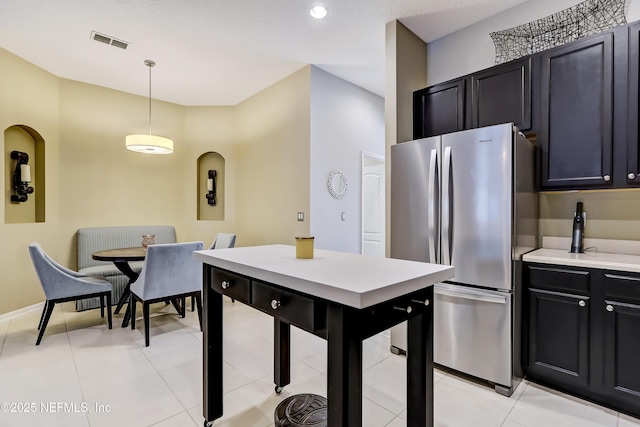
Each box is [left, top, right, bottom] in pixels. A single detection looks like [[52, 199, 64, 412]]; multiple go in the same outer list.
[[362, 154, 385, 257]]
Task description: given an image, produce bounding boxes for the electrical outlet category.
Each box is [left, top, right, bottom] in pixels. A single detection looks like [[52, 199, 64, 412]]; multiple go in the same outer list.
[[297, 212, 304, 221]]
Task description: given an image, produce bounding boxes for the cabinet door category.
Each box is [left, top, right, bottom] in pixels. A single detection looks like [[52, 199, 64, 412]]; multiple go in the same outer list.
[[627, 22, 640, 186], [539, 32, 614, 189], [527, 288, 590, 386], [471, 57, 531, 131], [413, 78, 466, 139], [601, 273, 640, 407]]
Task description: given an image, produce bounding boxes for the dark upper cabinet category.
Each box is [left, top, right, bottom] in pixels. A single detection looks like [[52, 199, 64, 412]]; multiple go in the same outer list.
[[539, 32, 614, 190], [413, 78, 466, 139], [471, 57, 532, 131], [626, 22, 640, 186]]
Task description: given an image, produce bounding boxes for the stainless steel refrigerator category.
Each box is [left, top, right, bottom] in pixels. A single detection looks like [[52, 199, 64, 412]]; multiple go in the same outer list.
[[390, 123, 537, 396]]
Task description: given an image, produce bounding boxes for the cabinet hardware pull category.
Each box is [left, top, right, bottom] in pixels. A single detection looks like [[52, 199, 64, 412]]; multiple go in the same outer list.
[[629, 173, 636, 180], [221, 280, 231, 289], [393, 305, 413, 314], [412, 299, 430, 306], [579, 300, 586, 307], [271, 299, 281, 310], [603, 175, 611, 182], [606, 304, 614, 312]]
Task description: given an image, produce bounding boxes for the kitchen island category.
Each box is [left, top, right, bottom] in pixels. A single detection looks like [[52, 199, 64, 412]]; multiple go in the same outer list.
[[193, 244, 454, 427]]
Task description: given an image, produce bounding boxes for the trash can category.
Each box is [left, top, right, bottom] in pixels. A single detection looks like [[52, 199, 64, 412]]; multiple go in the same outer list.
[[274, 393, 327, 427]]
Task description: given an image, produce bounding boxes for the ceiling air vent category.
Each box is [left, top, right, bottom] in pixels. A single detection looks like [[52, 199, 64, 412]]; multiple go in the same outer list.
[[90, 31, 129, 50]]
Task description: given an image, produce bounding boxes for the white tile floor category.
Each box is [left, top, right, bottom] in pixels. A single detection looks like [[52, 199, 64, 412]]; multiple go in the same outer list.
[[0, 298, 638, 427]]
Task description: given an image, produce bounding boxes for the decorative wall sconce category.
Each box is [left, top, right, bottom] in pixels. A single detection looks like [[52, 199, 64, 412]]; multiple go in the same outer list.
[[10, 150, 34, 203], [206, 170, 217, 206]]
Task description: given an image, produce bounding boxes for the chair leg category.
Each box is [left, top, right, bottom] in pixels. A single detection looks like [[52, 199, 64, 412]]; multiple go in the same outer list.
[[195, 293, 203, 331], [38, 301, 49, 330], [106, 293, 113, 330], [36, 301, 55, 346], [100, 294, 105, 318], [181, 297, 186, 318], [143, 302, 150, 347], [130, 295, 137, 330], [191, 295, 195, 312], [170, 298, 182, 315]]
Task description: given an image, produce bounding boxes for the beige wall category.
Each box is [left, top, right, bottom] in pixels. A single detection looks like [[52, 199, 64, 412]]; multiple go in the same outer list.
[[0, 49, 311, 315], [385, 21, 429, 256], [234, 66, 311, 246], [540, 190, 640, 241], [183, 106, 238, 245], [0, 48, 61, 314]]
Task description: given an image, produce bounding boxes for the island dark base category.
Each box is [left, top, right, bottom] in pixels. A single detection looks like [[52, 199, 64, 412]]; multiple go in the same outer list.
[[202, 264, 435, 427]]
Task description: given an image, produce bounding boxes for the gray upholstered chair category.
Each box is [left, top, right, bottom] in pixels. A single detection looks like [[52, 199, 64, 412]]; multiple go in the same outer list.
[[129, 241, 204, 346], [190, 233, 237, 310], [28, 242, 113, 345], [210, 233, 236, 250]]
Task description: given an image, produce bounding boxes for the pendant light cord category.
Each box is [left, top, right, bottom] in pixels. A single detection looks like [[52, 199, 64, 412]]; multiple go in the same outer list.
[[148, 62, 152, 134], [145, 59, 156, 135]]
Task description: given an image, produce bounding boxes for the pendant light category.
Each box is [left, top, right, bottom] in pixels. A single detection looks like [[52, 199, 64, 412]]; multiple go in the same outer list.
[[125, 59, 174, 154]]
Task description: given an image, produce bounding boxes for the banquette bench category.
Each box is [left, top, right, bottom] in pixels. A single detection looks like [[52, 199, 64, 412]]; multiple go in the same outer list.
[[75, 225, 176, 311]]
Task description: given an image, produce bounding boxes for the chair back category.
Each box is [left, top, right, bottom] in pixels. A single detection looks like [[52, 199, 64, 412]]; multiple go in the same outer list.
[[29, 242, 111, 301], [211, 233, 236, 249], [133, 241, 204, 300]]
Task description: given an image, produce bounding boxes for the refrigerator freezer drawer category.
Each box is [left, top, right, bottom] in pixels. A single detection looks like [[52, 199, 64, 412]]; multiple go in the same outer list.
[[434, 283, 512, 387]]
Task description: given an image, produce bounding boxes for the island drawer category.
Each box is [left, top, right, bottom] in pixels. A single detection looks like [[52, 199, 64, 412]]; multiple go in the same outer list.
[[210, 269, 251, 303], [251, 280, 325, 332]]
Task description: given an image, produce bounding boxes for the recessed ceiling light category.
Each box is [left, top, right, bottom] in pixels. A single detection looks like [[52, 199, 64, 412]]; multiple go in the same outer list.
[[310, 5, 327, 19]]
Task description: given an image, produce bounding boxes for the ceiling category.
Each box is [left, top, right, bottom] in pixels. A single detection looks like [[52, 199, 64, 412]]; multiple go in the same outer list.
[[0, 0, 527, 106]]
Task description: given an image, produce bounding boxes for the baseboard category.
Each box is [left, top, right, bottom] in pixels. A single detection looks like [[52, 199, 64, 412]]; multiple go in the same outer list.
[[0, 302, 44, 322]]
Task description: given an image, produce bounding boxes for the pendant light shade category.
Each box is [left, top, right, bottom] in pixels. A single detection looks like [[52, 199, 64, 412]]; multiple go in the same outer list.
[[126, 60, 174, 154], [125, 134, 173, 154]]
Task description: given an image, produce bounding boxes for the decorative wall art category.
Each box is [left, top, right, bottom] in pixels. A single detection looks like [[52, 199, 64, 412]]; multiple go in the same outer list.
[[327, 170, 348, 199], [490, 0, 627, 64]]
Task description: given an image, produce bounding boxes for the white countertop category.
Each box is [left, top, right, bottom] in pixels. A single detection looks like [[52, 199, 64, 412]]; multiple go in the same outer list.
[[523, 248, 640, 273], [193, 244, 455, 309]]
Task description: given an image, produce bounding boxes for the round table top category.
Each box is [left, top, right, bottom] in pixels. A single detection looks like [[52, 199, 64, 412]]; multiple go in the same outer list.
[[92, 247, 147, 261]]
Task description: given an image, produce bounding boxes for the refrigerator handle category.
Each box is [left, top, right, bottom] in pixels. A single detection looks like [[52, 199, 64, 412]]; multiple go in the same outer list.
[[435, 287, 507, 304], [442, 146, 452, 266], [427, 148, 437, 264]]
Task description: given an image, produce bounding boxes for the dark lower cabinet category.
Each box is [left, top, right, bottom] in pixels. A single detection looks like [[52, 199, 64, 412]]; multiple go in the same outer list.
[[527, 288, 590, 386], [601, 272, 640, 414], [525, 264, 640, 418]]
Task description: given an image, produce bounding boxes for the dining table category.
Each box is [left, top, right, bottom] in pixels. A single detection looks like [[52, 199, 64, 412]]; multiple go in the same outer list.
[[92, 247, 146, 328]]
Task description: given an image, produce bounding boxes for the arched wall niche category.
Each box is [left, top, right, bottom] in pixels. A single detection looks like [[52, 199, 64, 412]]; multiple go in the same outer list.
[[4, 125, 45, 224], [197, 151, 225, 221]]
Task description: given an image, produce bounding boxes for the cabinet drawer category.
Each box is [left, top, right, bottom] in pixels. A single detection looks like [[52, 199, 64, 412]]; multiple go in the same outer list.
[[251, 280, 325, 332], [528, 265, 591, 294], [210, 269, 250, 303], [603, 272, 640, 304]]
